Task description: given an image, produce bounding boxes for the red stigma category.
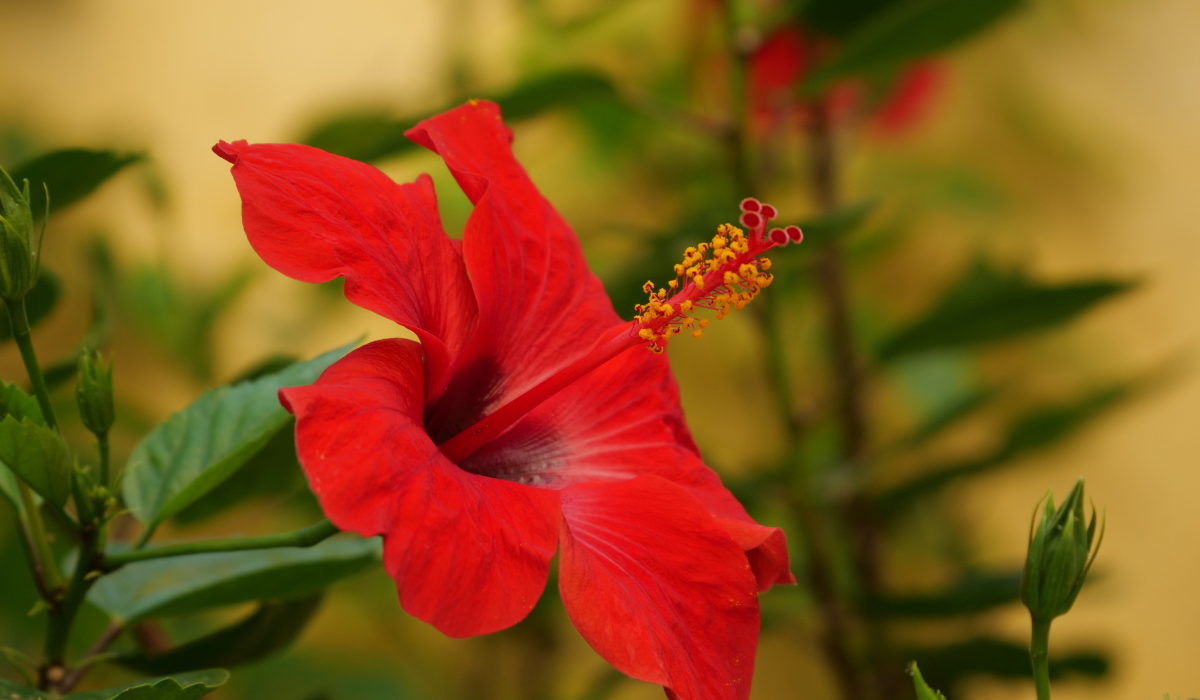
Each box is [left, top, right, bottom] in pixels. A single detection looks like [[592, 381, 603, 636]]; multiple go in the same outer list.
[[769, 228, 788, 246], [785, 225, 803, 243], [740, 211, 762, 229], [760, 204, 778, 220], [739, 198, 761, 213]]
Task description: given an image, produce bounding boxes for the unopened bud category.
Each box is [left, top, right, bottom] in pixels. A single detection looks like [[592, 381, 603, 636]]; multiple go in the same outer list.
[[0, 165, 45, 301], [1020, 478, 1103, 622], [76, 350, 115, 436]]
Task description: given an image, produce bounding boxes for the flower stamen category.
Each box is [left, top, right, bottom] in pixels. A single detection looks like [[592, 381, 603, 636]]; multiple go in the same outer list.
[[633, 199, 802, 352]]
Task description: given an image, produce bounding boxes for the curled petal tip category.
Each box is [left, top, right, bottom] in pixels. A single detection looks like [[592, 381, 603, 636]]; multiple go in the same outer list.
[[212, 140, 240, 164]]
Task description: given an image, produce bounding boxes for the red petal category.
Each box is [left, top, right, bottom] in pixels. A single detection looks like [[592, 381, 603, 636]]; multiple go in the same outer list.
[[405, 101, 621, 441], [559, 476, 761, 700], [280, 339, 561, 637], [461, 346, 794, 591], [215, 140, 477, 403]]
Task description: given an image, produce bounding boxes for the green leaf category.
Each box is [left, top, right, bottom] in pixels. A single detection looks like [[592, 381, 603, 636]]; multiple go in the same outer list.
[[866, 571, 1020, 618], [906, 637, 1108, 691], [0, 415, 72, 507], [877, 260, 1132, 362], [800, 0, 908, 37], [118, 596, 322, 675], [804, 0, 1023, 90], [0, 677, 45, 700], [0, 381, 46, 425], [88, 537, 378, 623], [172, 423, 307, 525], [0, 460, 21, 513], [905, 386, 999, 446], [301, 69, 620, 163], [0, 671, 228, 700], [11, 149, 143, 218], [65, 669, 229, 700], [122, 342, 353, 528], [122, 266, 253, 381], [491, 69, 618, 121], [0, 382, 47, 512], [0, 269, 60, 344], [908, 662, 948, 700], [228, 354, 300, 385], [877, 384, 1131, 513], [302, 113, 422, 164], [799, 200, 878, 247]]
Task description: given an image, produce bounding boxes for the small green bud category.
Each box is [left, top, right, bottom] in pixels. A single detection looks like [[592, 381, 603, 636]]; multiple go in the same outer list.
[[76, 350, 115, 436], [1020, 478, 1104, 622], [0, 165, 45, 301]]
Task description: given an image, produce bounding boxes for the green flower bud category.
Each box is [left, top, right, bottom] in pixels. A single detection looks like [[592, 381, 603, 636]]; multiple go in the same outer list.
[[0, 165, 46, 301], [1020, 478, 1104, 622], [76, 350, 114, 436]]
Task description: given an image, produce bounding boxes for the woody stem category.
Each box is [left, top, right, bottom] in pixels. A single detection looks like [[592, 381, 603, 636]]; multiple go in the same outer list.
[[807, 100, 894, 699]]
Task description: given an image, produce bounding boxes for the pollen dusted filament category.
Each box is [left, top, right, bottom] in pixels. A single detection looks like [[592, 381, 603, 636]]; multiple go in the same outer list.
[[635, 222, 776, 352]]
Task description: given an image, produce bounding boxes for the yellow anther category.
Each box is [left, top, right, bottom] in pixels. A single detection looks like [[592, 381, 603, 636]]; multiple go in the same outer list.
[[633, 220, 779, 351], [692, 329, 703, 339]]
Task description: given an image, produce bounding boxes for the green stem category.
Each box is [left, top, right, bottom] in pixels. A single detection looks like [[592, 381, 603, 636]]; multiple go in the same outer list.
[[105, 519, 340, 569], [40, 531, 99, 689], [4, 296, 58, 430], [97, 433, 110, 491], [1030, 616, 1052, 700], [17, 480, 63, 593]]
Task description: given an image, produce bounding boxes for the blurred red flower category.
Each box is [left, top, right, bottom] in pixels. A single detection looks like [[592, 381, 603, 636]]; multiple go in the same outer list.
[[214, 100, 793, 700], [747, 24, 943, 137]]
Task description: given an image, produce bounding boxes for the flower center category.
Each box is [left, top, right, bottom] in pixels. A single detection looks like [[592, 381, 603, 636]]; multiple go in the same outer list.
[[436, 198, 802, 465]]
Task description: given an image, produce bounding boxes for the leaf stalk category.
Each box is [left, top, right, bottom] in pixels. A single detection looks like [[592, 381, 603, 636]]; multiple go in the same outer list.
[[104, 518, 341, 569]]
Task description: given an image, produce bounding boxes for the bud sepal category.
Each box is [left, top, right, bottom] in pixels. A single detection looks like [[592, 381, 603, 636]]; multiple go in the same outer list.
[[76, 350, 115, 438], [1020, 477, 1104, 623], [0, 165, 47, 302]]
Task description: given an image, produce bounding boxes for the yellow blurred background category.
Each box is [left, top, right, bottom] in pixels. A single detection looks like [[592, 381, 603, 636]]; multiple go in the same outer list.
[[0, 0, 1196, 698]]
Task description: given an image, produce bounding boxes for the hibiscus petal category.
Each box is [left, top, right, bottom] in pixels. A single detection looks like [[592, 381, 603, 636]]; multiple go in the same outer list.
[[460, 345, 794, 591], [405, 101, 621, 440], [214, 140, 477, 402], [559, 475, 761, 700], [280, 339, 561, 637]]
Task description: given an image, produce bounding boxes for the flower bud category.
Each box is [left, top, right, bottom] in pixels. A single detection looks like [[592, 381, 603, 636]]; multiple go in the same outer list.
[[0, 165, 45, 301], [1020, 478, 1103, 622], [76, 350, 114, 436]]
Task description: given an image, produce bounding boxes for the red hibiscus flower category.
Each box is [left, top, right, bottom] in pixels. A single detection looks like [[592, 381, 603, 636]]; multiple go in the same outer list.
[[213, 100, 796, 700]]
